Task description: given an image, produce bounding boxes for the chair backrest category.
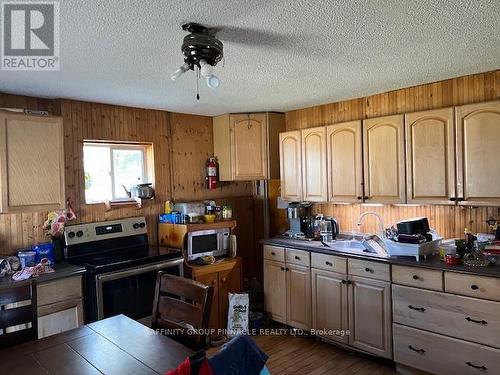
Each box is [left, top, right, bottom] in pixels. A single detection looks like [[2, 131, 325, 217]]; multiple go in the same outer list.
[[0, 281, 37, 349], [152, 272, 213, 350]]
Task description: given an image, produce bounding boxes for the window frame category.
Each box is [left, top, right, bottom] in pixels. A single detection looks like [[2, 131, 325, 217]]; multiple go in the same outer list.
[[83, 141, 153, 204]]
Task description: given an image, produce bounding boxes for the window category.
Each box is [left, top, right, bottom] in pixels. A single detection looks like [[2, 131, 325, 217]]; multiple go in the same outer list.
[[83, 142, 153, 203]]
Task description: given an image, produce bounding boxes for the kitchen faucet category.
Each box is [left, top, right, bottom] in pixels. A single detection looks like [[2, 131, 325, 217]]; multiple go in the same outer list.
[[357, 212, 385, 239]]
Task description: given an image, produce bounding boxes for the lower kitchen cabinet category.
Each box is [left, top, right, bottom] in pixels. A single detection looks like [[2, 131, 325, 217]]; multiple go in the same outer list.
[[186, 257, 242, 330], [37, 275, 84, 339], [286, 263, 311, 330], [347, 275, 392, 359], [263, 259, 287, 323], [311, 268, 348, 344], [263, 246, 311, 330]]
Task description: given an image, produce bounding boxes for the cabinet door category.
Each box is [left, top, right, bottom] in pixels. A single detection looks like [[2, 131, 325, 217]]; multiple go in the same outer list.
[[279, 131, 302, 201], [37, 299, 83, 339], [286, 263, 311, 330], [348, 275, 392, 359], [326, 121, 362, 203], [405, 108, 455, 204], [194, 272, 219, 329], [0, 112, 65, 212], [363, 115, 405, 204], [263, 259, 287, 323], [301, 127, 327, 202], [230, 113, 268, 180], [311, 268, 348, 343], [218, 262, 242, 329], [456, 100, 500, 206]]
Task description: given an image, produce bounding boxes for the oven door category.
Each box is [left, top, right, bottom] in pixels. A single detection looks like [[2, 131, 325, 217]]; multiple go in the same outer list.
[[95, 258, 183, 321]]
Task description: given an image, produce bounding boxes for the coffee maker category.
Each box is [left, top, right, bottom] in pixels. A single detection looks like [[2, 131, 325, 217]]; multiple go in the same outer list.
[[284, 202, 312, 239]]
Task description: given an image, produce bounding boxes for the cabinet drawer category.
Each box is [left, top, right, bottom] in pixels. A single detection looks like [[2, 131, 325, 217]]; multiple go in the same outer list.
[[348, 258, 389, 281], [37, 276, 82, 307], [445, 272, 500, 302], [263, 245, 285, 262], [286, 248, 310, 267], [392, 265, 443, 291], [311, 252, 346, 273], [394, 324, 500, 375], [393, 284, 500, 348]]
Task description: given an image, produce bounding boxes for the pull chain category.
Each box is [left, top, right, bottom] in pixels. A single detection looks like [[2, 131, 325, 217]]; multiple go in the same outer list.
[[196, 66, 200, 100]]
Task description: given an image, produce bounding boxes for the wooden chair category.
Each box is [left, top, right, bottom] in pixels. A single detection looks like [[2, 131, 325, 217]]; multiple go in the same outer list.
[[0, 281, 37, 349], [152, 272, 213, 350]]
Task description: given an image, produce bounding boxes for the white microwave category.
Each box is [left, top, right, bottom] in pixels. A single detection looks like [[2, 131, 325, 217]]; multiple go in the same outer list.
[[186, 228, 230, 260]]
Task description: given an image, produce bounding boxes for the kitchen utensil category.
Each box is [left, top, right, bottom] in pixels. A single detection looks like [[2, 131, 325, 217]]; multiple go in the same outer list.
[[122, 183, 155, 199], [396, 217, 430, 235]]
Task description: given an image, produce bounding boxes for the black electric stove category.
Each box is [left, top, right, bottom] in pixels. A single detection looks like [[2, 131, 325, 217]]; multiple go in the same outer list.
[[64, 217, 183, 323]]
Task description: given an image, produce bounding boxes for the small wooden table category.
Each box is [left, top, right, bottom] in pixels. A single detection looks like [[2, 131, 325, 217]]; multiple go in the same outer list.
[[0, 314, 192, 374]]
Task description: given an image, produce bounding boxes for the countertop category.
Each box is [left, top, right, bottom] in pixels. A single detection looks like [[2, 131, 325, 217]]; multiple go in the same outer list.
[[261, 237, 500, 279], [0, 262, 86, 290]]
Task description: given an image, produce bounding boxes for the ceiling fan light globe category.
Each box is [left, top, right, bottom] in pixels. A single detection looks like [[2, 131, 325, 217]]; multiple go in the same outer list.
[[206, 74, 220, 89]]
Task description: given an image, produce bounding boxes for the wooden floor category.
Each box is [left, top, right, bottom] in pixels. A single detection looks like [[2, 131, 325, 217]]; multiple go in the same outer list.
[[248, 335, 396, 375]]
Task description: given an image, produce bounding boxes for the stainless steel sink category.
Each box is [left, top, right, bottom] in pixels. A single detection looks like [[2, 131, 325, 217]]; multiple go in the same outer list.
[[322, 239, 387, 258]]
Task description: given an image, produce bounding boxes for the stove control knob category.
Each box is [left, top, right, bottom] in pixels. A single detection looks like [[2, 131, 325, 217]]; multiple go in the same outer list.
[[76, 230, 84, 237], [68, 231, 75, 239], [133, 223, 140, 229], [139, 222, 146, 228]]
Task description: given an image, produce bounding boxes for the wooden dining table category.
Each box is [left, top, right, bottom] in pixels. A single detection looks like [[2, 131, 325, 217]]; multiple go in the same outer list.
[[0, 314, 193, 374]]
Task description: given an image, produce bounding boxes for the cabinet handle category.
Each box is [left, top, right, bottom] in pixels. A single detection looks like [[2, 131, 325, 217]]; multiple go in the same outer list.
[[357, 196, 363, 200], [466, 362, 487, 370], [466, 317, 487, 325], [365, 267, 373, 273], [363, 196, 369, 200], [449, 197, 457, 201], [408, 305, 426, 312], [286, 268, 290, 271], [408, 345, 426, 354], [412, 275, 420, 280], [325, 261, 333, 267], [471, 285, 479, 290], [295, 256, 301, 260], [347, 280, 352, 285], [341, 280, 346, 284], [271, 252, 276, 256], [221, 277, 227, 283], [457, 197, 465, 202], [280, 267, 285, 271]]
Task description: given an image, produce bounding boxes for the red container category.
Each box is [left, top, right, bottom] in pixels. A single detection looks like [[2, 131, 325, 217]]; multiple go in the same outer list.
[[445, 254, 461, 265]]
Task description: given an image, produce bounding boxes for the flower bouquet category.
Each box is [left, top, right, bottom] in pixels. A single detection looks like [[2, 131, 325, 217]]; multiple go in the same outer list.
[[43, 207, 76, 238]]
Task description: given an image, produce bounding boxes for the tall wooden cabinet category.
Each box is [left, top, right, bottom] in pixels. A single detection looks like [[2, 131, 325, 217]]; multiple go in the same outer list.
[[0, 111, 65, 213], [455, 100, 500, 206], [301, 127, 327, 202], [213, 112, 285, 181], [279, 131, 302, 201], [363, 115, 405, 204], [405, 108, 455, 204], [186, 258, 242, 330], [326, 121, 363, 203]]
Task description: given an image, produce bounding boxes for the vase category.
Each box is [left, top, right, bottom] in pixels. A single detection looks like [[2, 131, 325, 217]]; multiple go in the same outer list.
[[52, 236, 64, 262]]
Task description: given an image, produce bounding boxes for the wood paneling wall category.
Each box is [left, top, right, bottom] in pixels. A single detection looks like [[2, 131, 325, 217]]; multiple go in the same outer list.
[[281, 70, 500, 238], [0, 94, 254, 259]]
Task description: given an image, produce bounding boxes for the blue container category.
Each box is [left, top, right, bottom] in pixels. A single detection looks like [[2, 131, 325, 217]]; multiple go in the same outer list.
[[18, 250, 36, 268], [32, 242, 55, 265]]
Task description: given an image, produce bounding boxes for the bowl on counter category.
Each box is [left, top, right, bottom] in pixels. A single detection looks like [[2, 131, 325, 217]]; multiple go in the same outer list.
[[203, 214, 216, 223]]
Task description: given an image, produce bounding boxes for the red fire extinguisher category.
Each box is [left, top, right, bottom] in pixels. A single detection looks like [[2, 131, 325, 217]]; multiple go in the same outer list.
[[206, 157, 218, 189]]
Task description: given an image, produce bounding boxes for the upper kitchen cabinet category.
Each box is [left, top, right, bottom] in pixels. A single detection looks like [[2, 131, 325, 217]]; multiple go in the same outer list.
[[213, 112, 285, 181], [363, 115, 405, 204], [279, 130, 302, 201], [405, 108, 455, 205], [455, 100, 500, 206], [301, 127, 327, 202], [0, 112, 65, 213], [326, 121, 362, 203]]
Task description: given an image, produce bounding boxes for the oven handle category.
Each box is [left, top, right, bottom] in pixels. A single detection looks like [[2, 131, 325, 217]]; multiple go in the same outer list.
[[96, 258, 184, 283]]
